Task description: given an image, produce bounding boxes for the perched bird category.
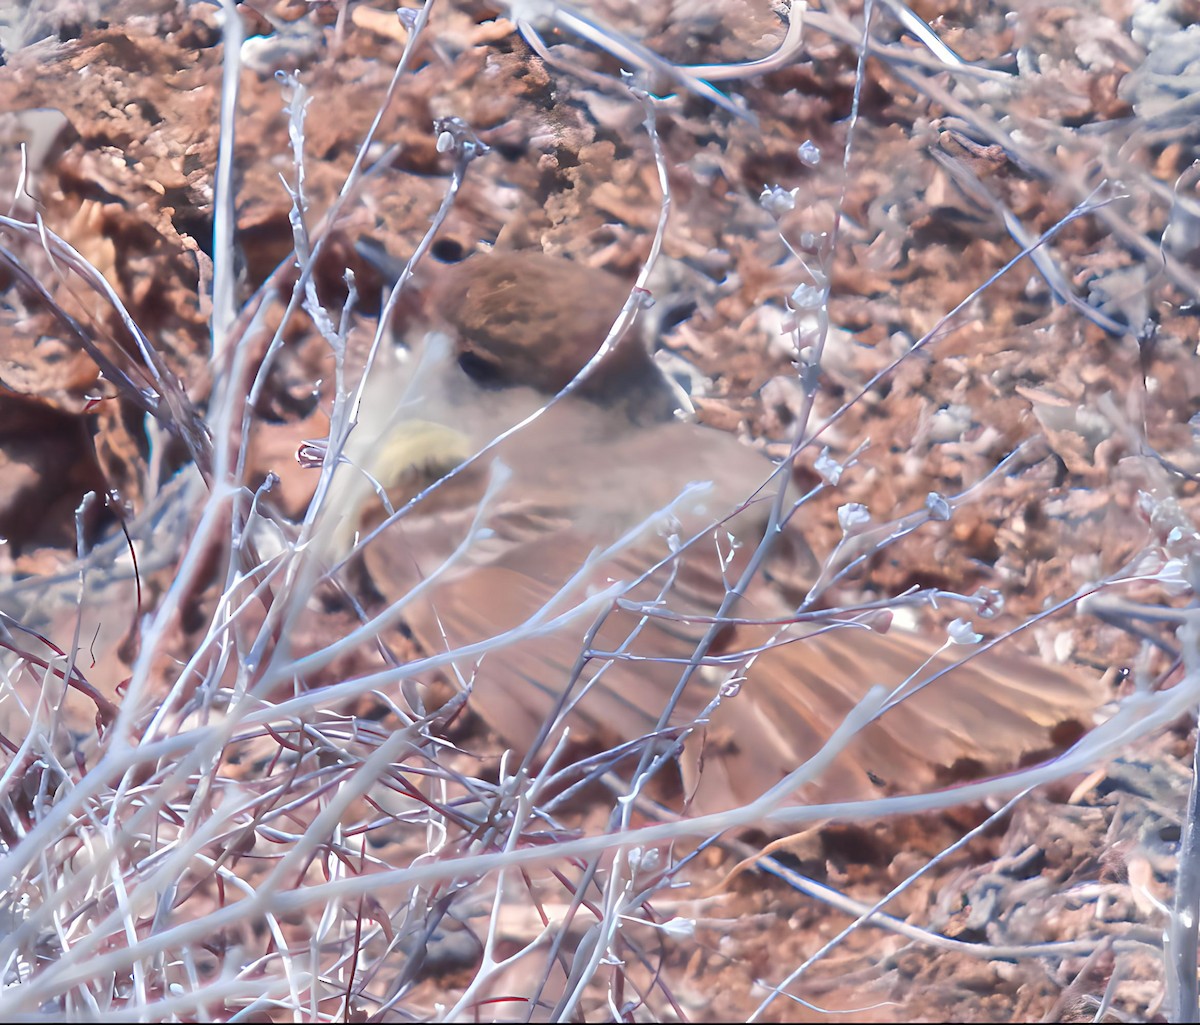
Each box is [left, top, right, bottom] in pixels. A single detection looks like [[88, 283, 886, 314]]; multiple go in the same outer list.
[[327, 247, 1102, 814]]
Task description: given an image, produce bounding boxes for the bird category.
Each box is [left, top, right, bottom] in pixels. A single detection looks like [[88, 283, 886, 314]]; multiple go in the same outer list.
[[322, 247, 1103, 815]]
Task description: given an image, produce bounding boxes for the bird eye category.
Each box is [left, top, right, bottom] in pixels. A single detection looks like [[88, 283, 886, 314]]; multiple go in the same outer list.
[[457, 348, 504, 386], [431, 238, 467, 263]]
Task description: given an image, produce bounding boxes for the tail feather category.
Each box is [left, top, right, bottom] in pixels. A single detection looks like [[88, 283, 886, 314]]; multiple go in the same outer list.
[[686, 627, 1100, 812]]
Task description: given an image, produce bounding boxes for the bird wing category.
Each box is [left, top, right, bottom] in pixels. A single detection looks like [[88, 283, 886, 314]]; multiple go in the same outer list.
[[368, 494, 1102, 814]]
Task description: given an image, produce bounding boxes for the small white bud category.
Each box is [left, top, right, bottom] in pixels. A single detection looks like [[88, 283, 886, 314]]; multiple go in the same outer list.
[[798, 140, 821, 166], [947, 618, 983, 645], [814, 447, 844, 486], [925, 492, 951, 521], [660, 917, 696, 939], [972, 587, 1004, 619], [837, 502, 871, 534], [759, 184, 798, 217], [788, 280, 826, 310]]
